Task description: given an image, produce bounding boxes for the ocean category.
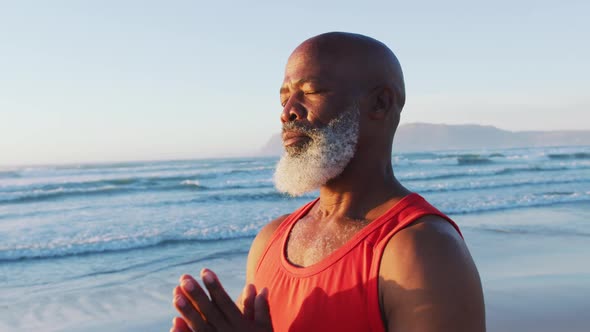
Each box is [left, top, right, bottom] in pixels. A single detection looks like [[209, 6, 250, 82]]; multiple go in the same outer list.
[[1, 145, 589, 332]]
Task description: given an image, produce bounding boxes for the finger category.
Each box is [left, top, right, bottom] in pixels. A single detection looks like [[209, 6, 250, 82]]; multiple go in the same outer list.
[[201, 269, 243, 325], [179, 274, 227, 328], [242, 284, 257, 320], [254, 287, 272, 330], [173, 289, 210, 332], [172, 316, 192, 332]]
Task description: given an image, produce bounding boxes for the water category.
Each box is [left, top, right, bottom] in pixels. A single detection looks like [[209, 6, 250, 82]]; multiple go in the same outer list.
[[1, 145, 589, 331]]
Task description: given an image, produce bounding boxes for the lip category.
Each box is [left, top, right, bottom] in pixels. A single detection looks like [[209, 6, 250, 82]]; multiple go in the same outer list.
[[282, 131, 311, 147]]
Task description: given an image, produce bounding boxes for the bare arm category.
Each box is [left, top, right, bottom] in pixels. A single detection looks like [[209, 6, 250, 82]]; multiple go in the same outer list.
[[238, 214, 290, 311], [379, 215, 485, 332]]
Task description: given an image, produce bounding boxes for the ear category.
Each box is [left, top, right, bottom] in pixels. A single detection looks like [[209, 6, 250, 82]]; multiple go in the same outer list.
[[367, 86, 395, 120]]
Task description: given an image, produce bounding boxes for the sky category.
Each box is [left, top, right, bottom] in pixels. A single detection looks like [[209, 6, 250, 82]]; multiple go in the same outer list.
[[1, 0, 589, 165]]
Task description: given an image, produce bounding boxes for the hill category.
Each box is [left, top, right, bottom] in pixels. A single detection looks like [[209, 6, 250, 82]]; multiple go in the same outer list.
[[259, 123, 590, 155]]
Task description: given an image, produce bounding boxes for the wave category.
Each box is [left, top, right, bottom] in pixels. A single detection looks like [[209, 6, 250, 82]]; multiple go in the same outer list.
[[1, 185, 125, 204], [0, 181, 277, 205], [399, 152, 507, 162], [23, 163, 274, 179], [398, 150, 588, 165], [228, 166, 275, 174], [0, 237, 253, 263], [0, 173, 278, 204], [203, 191, 289, 202], [397, 152, 439, 160], [548, 152, 590, 160], [3, 163, 588, 205], [180, 179, 203, 187], [163, 191, 296, 206], [2, 190, 589, 262], [456, 155, 494, 165], [44, 160, 168, 171], [219, 184, 275, 191], [8, 166, 274, 189], [400, 164, 588, 182], [4, 195, 589, 263], [538, 191, 575, 196], [0, 170, 20, 179], [439, 193, 590, 215], [12, 247, 251, 290], [493, 165, 568, 175], [0, 225, 261, 262], [418, 178, 590, 194], [395, 152, 500, 166], [76, 247, 250, 281], [475, 225, 590, 237]]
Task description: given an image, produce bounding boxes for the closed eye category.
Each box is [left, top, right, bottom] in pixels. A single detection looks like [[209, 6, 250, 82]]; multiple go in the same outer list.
[[280, 94, 289, 107], [304, 89, 326, 95]]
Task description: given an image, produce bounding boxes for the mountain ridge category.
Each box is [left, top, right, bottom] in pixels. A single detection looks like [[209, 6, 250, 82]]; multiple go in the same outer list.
[[259, 123, 590, 155]]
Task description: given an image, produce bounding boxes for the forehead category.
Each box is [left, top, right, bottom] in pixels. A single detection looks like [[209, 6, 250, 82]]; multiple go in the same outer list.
[[282, 48, 342, 87]]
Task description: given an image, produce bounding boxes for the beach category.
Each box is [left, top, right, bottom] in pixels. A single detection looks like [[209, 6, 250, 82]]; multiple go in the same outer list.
[[1, 146, 589, 331]]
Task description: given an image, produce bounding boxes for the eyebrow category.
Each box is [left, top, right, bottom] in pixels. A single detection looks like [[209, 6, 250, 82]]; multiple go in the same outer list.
[[280, 78, 323, 94]]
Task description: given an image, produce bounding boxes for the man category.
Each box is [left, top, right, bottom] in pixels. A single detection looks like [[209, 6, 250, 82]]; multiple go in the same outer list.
[[170, 32, 485, 332]]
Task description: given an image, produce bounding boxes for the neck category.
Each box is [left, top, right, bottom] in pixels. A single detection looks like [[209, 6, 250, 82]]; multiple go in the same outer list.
[[316, 158, 410, 221]]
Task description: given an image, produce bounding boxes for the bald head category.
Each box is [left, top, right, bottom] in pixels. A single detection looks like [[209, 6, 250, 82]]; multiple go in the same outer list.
[[277, 33, 406, 190], [289, 32, 405, 109], [280, 32, 405, 164]]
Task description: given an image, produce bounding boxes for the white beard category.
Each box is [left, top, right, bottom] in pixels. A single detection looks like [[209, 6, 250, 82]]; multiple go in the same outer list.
[[273, 105, 360, 197]]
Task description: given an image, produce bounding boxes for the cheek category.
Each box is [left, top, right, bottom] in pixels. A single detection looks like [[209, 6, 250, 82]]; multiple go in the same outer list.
[[307, 109, 332, 127], [307, 101, 351, 127], [358, 118, 382, 141]]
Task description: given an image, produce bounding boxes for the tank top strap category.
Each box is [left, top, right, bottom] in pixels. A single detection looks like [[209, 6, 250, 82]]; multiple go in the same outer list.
[[367, 193, 463, 291], [370, 193, 462, 251], [396, 194, 462, 238]]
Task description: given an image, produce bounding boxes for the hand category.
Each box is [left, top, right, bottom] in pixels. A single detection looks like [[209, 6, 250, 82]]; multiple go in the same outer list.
[[171, 269, 272, 332]]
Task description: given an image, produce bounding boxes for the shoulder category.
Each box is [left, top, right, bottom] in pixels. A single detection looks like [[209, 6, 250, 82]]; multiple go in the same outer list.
[[378, 215, 485, 332], [255, 214, 291, 246], [382, 214, 468, 271], [245, 214, 291, 283]]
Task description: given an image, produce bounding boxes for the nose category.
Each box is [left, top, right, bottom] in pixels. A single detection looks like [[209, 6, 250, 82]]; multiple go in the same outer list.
[[280, 108, 297, 123], [281, 93, 307, 123], [280, 97, 307, 124]]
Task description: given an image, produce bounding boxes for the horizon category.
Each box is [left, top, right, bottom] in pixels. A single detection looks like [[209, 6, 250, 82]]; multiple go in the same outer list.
[[2, 121, 589, 167], [2, 122, 590, 168], [2, 1, 589, 166], [2, 126, 588, 169]]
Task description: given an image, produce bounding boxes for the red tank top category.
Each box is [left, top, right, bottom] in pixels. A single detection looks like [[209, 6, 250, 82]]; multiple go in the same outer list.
[[253, 193, 462, 332]]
